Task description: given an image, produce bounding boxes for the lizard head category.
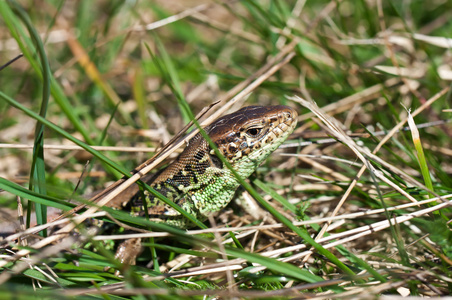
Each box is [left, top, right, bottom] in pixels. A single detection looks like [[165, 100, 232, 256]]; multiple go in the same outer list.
[[206, 105, 298, 165]]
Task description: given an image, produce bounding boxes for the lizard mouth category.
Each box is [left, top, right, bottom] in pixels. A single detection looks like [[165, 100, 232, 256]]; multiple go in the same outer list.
[[260, 107, 297, 146]]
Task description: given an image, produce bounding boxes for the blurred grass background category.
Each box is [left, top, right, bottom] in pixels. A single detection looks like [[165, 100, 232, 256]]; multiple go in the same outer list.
[[0, 0, 451, 298]]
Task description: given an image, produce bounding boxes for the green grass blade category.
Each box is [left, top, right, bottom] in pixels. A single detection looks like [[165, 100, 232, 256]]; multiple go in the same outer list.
[[132, 67, 149, 128], [7, 0, 51, 235], [407, 112, 434, 197], [0, 177, 73, 211], [0, 1, 93, 144], [254, 178, 298, 213], [149, 36, 191, 123], [0, 91, 127, 175], [130, 217, 339, 288]]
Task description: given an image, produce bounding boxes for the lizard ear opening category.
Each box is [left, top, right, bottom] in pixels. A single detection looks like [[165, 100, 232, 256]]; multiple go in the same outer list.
[[209, 153, 223, 169]]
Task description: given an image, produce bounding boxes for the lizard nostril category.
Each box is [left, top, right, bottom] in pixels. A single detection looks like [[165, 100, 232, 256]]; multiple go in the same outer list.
[[282, 107, 298, 120], [284, 110, 293, 119]]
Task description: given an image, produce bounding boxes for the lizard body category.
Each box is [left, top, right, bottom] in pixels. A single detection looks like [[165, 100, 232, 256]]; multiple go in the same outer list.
[[113, 105, 297, 266]]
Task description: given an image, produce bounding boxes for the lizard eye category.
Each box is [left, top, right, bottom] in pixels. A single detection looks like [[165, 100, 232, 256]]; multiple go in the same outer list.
[[246, 128, 261, 137]]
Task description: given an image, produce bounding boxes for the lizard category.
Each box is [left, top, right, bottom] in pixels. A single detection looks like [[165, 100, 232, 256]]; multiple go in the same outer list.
[[112, 105, 298, 267]]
